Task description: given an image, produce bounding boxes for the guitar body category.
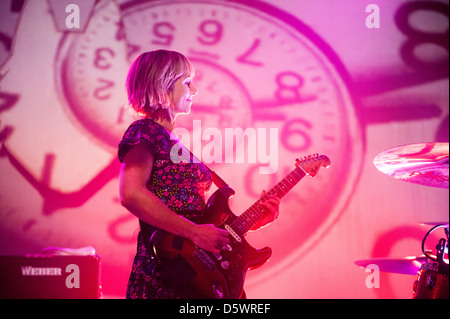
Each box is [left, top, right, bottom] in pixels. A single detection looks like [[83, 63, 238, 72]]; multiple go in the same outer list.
[[150, 154, 331, 298], [150, 186, 272, 299]]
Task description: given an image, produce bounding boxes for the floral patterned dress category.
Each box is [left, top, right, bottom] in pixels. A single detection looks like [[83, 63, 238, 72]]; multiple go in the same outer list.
[[118, 118, 212, 299]]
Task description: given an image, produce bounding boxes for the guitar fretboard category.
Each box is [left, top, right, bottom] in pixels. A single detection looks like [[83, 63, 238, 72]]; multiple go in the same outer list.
[[231, 166, 307, 236]]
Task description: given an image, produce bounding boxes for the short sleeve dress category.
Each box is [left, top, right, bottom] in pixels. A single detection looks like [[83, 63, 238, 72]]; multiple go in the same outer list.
[[118, 118, 212, 299]]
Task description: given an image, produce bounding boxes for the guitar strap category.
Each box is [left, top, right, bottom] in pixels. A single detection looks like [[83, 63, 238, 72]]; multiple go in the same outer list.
[[190, 151, 229, 189], [206, 166, 228, 188]]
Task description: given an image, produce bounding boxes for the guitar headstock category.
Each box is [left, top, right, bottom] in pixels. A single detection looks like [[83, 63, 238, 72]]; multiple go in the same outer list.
[[295, 154, 331, 177]]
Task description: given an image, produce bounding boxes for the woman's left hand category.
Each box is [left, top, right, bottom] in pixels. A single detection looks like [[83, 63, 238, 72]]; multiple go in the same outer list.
[[251, 190, 280, 230]]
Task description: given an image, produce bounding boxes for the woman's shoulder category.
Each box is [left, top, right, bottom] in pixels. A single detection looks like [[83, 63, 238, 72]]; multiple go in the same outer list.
[[122, 118, 169, 140], [118, 118, 170, 162]]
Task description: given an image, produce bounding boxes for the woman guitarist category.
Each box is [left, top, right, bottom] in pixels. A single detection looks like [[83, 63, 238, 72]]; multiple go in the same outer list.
[[119, 50, 280, 299]]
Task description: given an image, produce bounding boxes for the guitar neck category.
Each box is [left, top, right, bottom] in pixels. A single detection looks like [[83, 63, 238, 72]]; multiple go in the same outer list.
[[231, 166, 307, 236]]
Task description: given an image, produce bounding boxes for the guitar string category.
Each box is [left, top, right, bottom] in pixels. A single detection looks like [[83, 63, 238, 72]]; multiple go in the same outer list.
[[241, 154, 324, 230], [227, 155, 323, 235], [236, 170, 304, 234], [231, 163, 309, 235]]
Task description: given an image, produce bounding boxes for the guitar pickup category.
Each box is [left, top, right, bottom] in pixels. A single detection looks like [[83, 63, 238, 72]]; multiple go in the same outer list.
[[224, 224, 242, 243]]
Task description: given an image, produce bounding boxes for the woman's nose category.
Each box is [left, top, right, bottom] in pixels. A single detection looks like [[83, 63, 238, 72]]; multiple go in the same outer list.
[[190, 83, 198, 96]]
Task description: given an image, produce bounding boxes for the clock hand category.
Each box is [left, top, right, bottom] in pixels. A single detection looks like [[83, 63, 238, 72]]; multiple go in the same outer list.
[[251, 97, 319, 121], [194, 95, 319, 120], [1, 143, 120, 215], [191, 104, 240, 124], [255, 95, 318, 109], [191, 105, 227, 114]]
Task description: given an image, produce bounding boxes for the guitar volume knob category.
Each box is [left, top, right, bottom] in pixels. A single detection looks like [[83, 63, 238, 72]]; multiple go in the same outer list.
[[220, 261, 230, 269]]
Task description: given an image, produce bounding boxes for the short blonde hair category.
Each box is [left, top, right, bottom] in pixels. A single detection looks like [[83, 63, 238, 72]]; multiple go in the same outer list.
[[126, 50, 194, 120]]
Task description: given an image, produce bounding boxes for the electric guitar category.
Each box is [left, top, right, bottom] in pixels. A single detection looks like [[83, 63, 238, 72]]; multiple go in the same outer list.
[[150, 154, 331, 299]]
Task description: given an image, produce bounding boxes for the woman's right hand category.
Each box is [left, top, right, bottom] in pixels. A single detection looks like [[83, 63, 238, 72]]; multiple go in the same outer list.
[[190, 224, 230, 254], [120, 143, 230, 255]]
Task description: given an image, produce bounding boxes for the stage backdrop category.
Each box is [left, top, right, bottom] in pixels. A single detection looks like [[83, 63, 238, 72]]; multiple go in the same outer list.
[[0, 0, 448, 298]]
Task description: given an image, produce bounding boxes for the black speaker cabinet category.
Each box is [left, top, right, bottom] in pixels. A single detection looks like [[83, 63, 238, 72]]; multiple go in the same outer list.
[[0, 255, 101, 299]]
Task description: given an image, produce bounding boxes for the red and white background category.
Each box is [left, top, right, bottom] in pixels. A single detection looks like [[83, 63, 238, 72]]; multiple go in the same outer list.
[[0, 0, 448, 298]]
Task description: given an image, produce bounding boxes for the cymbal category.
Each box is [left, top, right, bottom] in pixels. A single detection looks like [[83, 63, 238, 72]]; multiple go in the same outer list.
[[355, 256, 428, 275], [419, 221, 449, 227], [374, 142, 449, 188]]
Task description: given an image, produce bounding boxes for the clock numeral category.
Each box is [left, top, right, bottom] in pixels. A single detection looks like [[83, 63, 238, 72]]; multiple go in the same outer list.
[[395, 1, 449, 73], [93, 78, 114, 100], [0, 91, 19, 145], [237, 38, 263, 67], [0, 0, 24, 62], [274, 71, 316, 103], [281, 118, 312, 152], [152, 22, 175, 46], [117, 105, 126, 124], [115, 20, 126, 42], [93, 47, 115, 70], [152, 19, 223, 47], [92, 46, 116, 101], [197, 20, 223, 45]]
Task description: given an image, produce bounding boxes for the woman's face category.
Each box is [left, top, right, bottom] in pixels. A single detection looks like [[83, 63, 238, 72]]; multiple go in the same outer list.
[[170, 75, 198, 115]]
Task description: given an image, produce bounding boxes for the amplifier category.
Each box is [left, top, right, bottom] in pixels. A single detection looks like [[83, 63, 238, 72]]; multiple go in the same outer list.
[[0, 255, 101, 299]]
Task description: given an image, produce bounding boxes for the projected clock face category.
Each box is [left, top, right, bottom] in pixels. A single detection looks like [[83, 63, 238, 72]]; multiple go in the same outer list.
[[0, 0, 365, 289], [1, 0, 448, 300], [55, 0, 364, 276]]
